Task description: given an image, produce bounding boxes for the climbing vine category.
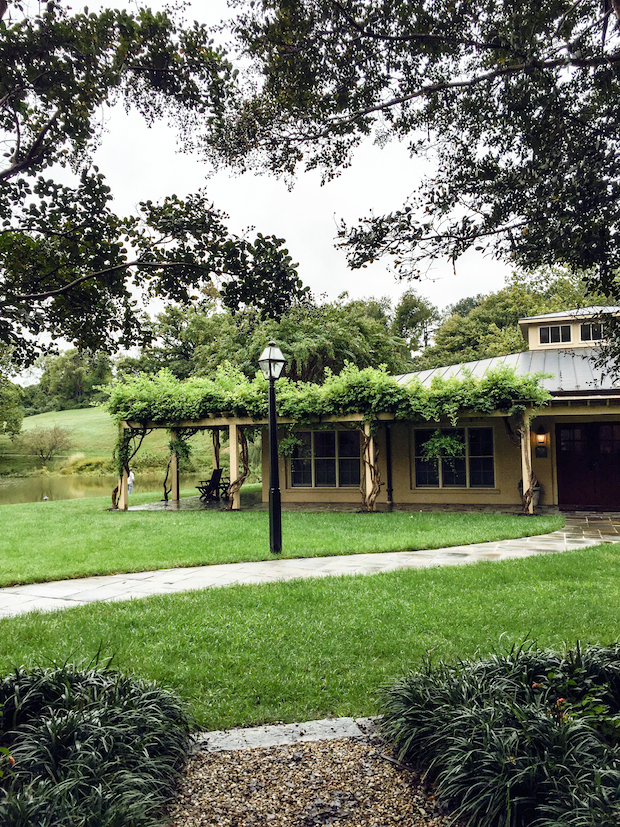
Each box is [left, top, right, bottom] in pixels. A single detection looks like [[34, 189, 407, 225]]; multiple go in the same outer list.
[[103, 363, 551, 510], [359, 425, 382, 512], [111, 425, 152, 509], [163, 429, 198, 501], [103, 363, 551, 427], [227, 426, 250, 510]]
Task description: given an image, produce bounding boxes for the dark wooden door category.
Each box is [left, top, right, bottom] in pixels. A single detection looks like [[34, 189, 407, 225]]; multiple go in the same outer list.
[[556, 422, 620, 509]]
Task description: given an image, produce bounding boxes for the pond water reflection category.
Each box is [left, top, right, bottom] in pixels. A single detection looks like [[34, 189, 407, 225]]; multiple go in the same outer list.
[[0, 474, 203, 505]]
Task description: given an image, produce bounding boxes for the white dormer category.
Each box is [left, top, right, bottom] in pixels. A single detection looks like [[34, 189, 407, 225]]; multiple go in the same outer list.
[[518, 307, 620, 351]]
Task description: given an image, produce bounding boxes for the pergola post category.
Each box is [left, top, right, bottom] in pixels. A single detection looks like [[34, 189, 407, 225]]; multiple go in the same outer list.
[[520, 410, 534, 515], [170, 428, 180, 501], [229, 421, 240, 510], [118, 466, 129, 511], [212, 429, 221, 470], [118, 423, 129, 511], [363, 421, 377, 512]]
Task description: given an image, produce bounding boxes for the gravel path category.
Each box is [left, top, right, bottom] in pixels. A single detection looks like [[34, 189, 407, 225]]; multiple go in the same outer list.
[[168, 737, 460, 827]]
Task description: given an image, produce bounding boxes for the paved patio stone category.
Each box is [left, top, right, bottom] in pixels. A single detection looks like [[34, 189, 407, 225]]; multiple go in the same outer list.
[[0, 514, 617, 618]]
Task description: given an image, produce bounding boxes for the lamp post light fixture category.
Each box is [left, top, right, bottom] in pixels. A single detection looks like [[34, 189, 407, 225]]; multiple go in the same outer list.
[[258, 341, 287, 554]]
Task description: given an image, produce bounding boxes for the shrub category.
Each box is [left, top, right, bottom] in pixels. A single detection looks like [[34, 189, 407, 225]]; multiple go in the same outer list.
[[380, 643, 620, 827], [131, 451, 169, 472], [61, 456, 115, 475], [0, 663, 192, 827], [18, 425, 73, 463]]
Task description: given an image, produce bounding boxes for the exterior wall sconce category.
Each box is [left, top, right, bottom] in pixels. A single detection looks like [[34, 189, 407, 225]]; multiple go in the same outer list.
[[535, 425, 548, 458]]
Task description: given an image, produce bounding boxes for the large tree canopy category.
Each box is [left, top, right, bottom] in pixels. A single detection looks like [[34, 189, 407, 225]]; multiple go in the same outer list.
[[116, 292, 414, 383], [209, 0, 620, 293], [414, 267, 607, 368], [0, 1, 304, 365]]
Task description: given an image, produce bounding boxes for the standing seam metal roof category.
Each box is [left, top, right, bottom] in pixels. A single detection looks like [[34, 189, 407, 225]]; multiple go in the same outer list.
[[517, 306, 620, 323], [395, 348, 619, 394]]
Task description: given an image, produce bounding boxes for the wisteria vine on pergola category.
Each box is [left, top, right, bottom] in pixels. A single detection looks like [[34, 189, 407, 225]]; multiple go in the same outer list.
[[102, 363, 551, 511], [103, 363, 550, 427]]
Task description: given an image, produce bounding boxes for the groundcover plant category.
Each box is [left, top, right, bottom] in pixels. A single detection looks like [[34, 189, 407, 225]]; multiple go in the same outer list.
[[381, 642, 620, 827], [0, 663, 191, 827]]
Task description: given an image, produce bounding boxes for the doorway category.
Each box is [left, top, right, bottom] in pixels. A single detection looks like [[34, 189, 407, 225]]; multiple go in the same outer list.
[[556, 422, 620, 509]]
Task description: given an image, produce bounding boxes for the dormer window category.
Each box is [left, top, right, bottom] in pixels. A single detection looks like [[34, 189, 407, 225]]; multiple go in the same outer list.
[[539, 324, 571, 344], [581, 322, 603, 342]]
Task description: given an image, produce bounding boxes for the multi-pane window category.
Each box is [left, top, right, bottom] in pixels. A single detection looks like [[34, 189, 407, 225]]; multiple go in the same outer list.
[[580, 323, 603, 342], [598, 424, 620, 456], [539, 324, 571, 344], [291, 430, 361, 487], [414, 428, 495, 488]]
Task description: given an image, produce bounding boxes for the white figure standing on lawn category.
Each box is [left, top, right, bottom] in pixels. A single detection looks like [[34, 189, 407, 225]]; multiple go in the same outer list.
[[128, 467, 135, 495]]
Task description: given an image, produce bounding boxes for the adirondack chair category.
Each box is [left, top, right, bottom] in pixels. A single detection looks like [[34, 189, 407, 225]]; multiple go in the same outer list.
[[196, 468, 229, 501]]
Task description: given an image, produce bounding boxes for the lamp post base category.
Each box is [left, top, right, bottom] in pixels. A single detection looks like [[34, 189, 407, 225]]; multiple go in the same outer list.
[[269, 487, 282, 554]]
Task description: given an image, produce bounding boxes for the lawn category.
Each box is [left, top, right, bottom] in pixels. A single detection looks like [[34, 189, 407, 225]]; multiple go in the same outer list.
[[0, 492, 564, 586], [1, 541, 618, 730]]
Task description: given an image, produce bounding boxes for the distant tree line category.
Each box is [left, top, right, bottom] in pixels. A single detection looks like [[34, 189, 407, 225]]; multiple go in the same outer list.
[[411, 268, 605, 370], [18, 267, 603, 417], [22, 351, 113, 417]]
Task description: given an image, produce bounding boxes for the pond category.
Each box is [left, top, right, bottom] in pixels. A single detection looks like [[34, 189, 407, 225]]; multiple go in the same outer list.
[[0, 474, 204, 505]]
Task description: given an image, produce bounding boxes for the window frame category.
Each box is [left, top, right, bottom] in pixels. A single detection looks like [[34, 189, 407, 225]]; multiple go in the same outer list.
[[580, 322, 604, 342], [412, 426, 496, 489], [539, 324, 571, 345], [290, 429, 362, 488]]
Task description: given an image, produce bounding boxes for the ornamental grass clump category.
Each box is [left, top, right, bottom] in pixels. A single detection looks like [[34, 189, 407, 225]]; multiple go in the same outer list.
[[0, 663, 192, 827], [380, 643, 620, 827]]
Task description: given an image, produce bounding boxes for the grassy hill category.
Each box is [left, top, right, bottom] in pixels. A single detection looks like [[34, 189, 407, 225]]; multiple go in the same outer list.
[[20, 407, 128, 456], [0, 407, 219, 475]]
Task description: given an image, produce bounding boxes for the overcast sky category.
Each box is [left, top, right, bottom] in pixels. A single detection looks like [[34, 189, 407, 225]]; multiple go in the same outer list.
[[89, 0, 511, 312]]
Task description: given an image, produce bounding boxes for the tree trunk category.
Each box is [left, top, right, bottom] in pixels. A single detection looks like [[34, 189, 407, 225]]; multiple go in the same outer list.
[[227, 425, 250, 510], [212, 429, 221, 469], [162, 454, 173, 501]]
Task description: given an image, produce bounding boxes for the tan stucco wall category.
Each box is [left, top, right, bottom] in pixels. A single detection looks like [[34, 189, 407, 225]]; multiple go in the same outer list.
[[527, 320, 597, 351], [261, 419, 526, 507], [533, 407, 620, 506], [386, 417, 524, 507], [260, 407, 620, 509]]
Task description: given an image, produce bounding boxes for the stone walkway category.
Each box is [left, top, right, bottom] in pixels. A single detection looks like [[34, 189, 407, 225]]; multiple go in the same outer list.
[[1, 514, 618, 618], [193, 717, 379, 753]]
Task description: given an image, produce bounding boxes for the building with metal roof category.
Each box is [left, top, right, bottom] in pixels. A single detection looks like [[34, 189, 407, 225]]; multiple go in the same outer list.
[[119, 308, 620, 515], [260, 307, 620, 513]]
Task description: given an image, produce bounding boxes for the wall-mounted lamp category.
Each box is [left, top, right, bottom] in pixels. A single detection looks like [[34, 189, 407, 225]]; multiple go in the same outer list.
[[535, 425, 548, 458]]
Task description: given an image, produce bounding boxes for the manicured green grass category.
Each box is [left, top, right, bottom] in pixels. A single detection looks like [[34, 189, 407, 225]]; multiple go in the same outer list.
[[1, 542, 618, 729], [0, 493, 563, 586]]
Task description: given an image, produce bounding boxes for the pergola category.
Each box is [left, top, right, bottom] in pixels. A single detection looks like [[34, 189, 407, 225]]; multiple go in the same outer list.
[[115, 413, 383, 511], [114, 408, 541, 513]]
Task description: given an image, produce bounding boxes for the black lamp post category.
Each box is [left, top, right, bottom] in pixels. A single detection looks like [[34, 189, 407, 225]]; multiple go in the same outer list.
[[258, 341, 287, 554]]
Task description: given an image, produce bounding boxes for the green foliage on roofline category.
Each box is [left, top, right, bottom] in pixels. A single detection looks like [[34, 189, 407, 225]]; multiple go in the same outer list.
[[103, 363, 551, 427]]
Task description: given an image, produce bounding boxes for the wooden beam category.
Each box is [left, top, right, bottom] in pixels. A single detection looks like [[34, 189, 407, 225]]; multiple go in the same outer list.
[[229, 421, 240, 511], [121, 412, 377, 430], [169, 429, 180, 501]]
